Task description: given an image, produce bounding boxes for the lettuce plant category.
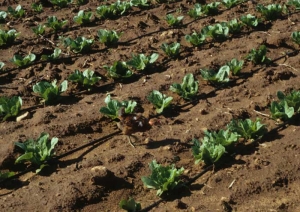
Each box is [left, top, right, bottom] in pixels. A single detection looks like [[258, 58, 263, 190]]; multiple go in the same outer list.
[[291, 31, 300, 45], [104, 61, 133, 79], [68, 69, 101, 90], [0, 11, 7, 22], [141, 160, 184, 196], [33, 80, 68, 104], [0, 96, 22, 121], [222, 0, 239, 9], [31, 3, 43, 13], [119, 197, 141, 212], [226, 58, 244, 75], [7, 5, 25, 18], [278, 90, 300, 112], [45, 16, 68, 31], [0, 171, 15, 180], [98, 29, 122, 46], [0, 62, 4, 71], [126, 53, 159, 71], [147, 90, 173, 114], [165, 14, 184, 27], [205, 23, 229, 41], [185, 31, 206, 47], [41, 48, 62, 60], [50, 0, 73, 8], [73, 10, 93, 25], [63, 36, 94, 53], [99, 95, 137, 120], [288, 0, 300, 10], [191, 138, 226, 165], [227, 118, 267, 140], [160, 42, 180, 58], [15, 133, 59, 173], [170, 73, 199, 100], [256, 4, 284, 21], [32, 24, 46, 35], [130, 0, 149, 8], [246, 45, 271, 65], [11, 53, 36, 67], [200, 65, 230, 83], [96, 1, 131, 19], [240, 14, 259, 28], [0, 29, 20, 46], [188, 3, 202, 19], [270, 100, 294, 120], [227, 19, 242, 34], [202, 2, 220, 15], [203, 129, 240, 147]]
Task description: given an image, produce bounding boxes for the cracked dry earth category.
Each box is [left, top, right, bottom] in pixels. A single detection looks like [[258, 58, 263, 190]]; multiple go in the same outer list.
[[0, 0, 300, 211]]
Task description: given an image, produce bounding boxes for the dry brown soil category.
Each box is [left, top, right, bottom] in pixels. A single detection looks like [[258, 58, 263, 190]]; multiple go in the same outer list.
[[0, 0, 300, 211]]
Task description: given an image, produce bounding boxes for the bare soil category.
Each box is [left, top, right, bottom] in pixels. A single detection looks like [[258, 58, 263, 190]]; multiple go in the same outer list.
[[0, 0, 300, 211]]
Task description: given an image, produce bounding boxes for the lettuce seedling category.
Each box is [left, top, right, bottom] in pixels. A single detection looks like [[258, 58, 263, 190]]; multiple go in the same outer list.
[[270, 101, 294, 120], [11, 53, 36, 67], [73, 10, 93, 25], [104, 61, 133, 79], [203, 129, 240, 147], [227, 19, 242, 34], [205, 23, 229, 41], [0, 62, 5, 71], [141, 160, 184, 196], [277, 90, 300, 112], [0, 29, 20, 46], [202, 2, 220, 15], [227, 118, 267, 140], [33, 80, 68, 104], [130, 0, 149, 8], [170, 73, 199, 100], [147, 90, 173, 114], [41, 48, 62, 60], [98, 29, 122, 47], [96, 1, 131, 19], [288, 0, 300, 10], [191, 138, 226, 165], [188, 3, 202, 19], [68, 69, 101, 90], [291, 31, 300, 45], [50, 0, 73, 8], [246, 45, 271, 65], [77, 0, 88, 5], [201, 65, 230, 83], [7, 5, 25, 18], [119, 197, 141, 212], [15, 132, 58, 173], [31, 3, 43, 13], [45, 16, 68, 31], [63, 36, 94, 53], [226, 58, 244, 75], [240, 14, 259, 28], [160, 42, 180, 58], [185, 31, 206, 47], [165, 14, 184, 27], [256, 4, 284, 21], [99, 95, 137, 120], [0, 171, 15, 180], [126, 53, 159, 71], [32, 24, 46, 35], [0, 96, 22, 121], [222, 0, 239, 9], [0, 11, 7, 22]]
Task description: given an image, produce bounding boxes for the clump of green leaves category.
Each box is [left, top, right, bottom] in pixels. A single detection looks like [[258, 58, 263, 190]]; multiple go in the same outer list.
[[188, 3, 202, 19], [222, 0, 239, 9], [100, 95, 137, 120], [227, 19, 242, 34], [119, 197, 141, 212], [31, 3, 43, 13], [147, 90, 173, 114], [288, 0, 300, 10], [98, 29, 122, 46], [165, 14, 184, 27], [11, 53, 36, 67], [226, 58, 244, 75], [240, 14, 259, 28], [15, 133, 59, 173], [32, 24, 46, 35], [63, 36, 94, 53], [0, 171, 15, 180], [202, 2, 220, 15], [96, 1, 131, 19], [256, 4, 284, 21], [50, 0, 73, 8], [41, 48, 62, 60], [141, 160, 184, 196], [0, 96, 22, 121], [33, 80, 68, 104], [0, 11, 7, 22], [68, 69, 101, 90], [278, 90, 300, 113], [170, 73, 199, 100], [227, 118, 267, 141], [291, 31, 300, 45], [130, 0, 149, 8], [200, 65, 230, 84], [185, 31, 206, 47], [104, 61, 133, 79], [246, 45, 271, 65], [160, 42, 180, 58], [126, 53, 159, 71], [73, 10, 93, 25], [7, 5, 25, 18], [206, 23, 229, 41], [45, 16, 68, 31], [0, 29, 20, 46]]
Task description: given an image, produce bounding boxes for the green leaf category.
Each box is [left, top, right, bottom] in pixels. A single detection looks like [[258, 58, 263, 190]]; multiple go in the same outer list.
[[160, 42, 180, 58], [119, 197, 141, 212], [104, 61, 133, 79], [170, 73, 198, 100], [147, 90, 173, 114], [0, 96, 22, 121]]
